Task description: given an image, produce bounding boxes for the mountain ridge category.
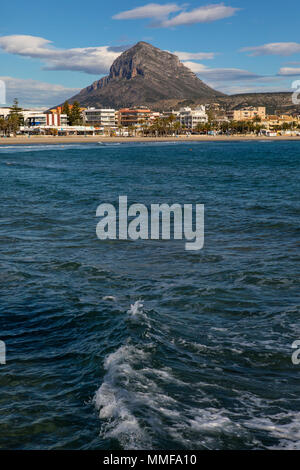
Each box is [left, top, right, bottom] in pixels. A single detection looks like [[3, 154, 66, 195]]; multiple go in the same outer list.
[[66, 41, 224, 109]]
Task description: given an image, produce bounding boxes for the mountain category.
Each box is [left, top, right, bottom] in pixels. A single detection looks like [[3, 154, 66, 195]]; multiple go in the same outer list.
[[66, 41, 224, 109]]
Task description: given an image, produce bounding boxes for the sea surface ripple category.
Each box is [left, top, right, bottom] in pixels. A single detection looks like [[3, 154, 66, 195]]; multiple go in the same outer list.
[[0, 141, 299, 449]]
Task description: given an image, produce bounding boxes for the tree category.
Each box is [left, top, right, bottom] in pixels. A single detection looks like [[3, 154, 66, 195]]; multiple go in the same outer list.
[[69, 101, 83, 126], [0, 118, 8, 136], [62, 101, 70, 117], [8, 98, 23, 136], [173, 121, 181, 135], [207, 109, 215, 123]]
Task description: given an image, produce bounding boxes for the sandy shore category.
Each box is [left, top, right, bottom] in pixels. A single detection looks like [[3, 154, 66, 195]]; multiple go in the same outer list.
[[1, 135, 300, 145]]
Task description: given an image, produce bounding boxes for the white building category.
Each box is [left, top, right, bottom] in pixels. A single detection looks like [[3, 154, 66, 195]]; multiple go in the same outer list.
[[0, 107, 12, 119], [24, 112, 47, 127], [23, 112, 68, 127], [178, 106, 208, 129], [1, 107, 69, 127], [84, 108, 116, 127]]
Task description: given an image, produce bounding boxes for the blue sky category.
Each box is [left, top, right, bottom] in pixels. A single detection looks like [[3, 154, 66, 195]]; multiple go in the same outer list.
[[1, 1, 300, 107]]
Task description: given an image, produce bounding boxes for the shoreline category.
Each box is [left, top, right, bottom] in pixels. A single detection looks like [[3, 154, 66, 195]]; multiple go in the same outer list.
[[1, 135, 300, 145]]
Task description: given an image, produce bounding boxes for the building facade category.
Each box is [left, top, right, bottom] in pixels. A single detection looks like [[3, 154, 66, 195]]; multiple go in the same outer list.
[[23, 112, 68, 127], [178, 106, 208, 129], [84, 108, 116, 127], [227, 107, 266, 121], [0, 107, 12, 119], [118, 107, 152, 127]]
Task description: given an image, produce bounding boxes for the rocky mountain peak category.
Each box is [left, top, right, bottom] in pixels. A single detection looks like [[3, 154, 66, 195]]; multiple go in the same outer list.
[[67, 42, 224, 109]]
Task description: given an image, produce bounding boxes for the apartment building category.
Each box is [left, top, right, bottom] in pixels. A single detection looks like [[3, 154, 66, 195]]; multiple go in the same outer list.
[[23, 112, 68, 127], [178, 106, 208, 129], [84, 108, 116, 127], [118, 107, 151, 127], [161, 110, 180, 119], [263, 114, 299, 130], [227, 107, 266, 121]]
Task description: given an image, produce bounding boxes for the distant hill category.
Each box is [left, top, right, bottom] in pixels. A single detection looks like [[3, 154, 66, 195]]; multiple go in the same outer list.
[[66, 41, 224, 109], [175, 92, 298, 116], [216, 92, 299, 115]]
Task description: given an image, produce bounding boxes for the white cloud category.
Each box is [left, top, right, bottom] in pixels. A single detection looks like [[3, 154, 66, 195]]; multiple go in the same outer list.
[[182, 61, 291, 94], [278, 67, 300, 76], [112, 3, 181, 20], [182, 62, 209, 73], [241, 42, 300, 57], [183, 61, 261, 81], [0, 76, 80, 108], [218, 83, 291, 94], [159, 4, 239, 27], [0, 35, 122, 75], [173, 51, 215, 60], [113, 3, 239, 27]]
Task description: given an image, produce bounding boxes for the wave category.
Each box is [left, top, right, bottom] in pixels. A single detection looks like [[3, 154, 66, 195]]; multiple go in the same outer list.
[[93, 335, 242, 450], [93, 301, 240, 450], [93, 343, 153, 449], [128, 300, 144, 316], [0, 144, 98, 153], [93, 299, 300, 450], [244, 412, 300, 450]]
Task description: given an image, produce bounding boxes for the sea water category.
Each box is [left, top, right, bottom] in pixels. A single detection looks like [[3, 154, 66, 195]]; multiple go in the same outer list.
[[0, 141, 299, 449]]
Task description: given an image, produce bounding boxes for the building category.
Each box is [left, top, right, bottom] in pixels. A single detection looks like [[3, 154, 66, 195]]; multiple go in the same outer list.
[[25, 113, 47, 127], [149, 111, 161, 123], [118, 107, 152, 127], [83, 108, 116, 128], [0, 107, 12, 119], [0, 107, 69, 127], [227, 107, 266, 121], [23, 112, 68, 127], [178, 106, 208, 129], [262, 114, 298, 130], [46, 113, 68, 126], [161, 110, 180, 119]]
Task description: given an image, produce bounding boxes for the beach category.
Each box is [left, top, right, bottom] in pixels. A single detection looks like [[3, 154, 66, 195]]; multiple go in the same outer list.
[[1, 134, 300, 145]]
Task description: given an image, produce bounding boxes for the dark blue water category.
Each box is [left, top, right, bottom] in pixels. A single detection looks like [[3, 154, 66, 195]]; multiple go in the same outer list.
[[0, 141, 299, 450]]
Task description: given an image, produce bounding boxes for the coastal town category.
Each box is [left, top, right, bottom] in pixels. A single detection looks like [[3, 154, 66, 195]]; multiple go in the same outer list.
[[1, 100, 300, 139]]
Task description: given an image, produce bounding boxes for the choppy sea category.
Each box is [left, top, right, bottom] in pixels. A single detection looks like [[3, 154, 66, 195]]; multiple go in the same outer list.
[[0, 141, 299, 449]]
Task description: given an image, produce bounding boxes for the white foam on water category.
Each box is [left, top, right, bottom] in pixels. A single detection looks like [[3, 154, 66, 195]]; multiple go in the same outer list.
[[166, 406, 242, 450], [93, 301, 254, 450], [244, 412, 300, 449], [94, 344, 152, 450], [0, 143, 97, 153], [128, 300, 144, 316], [94, 319, 234, 450], [102, 296, 117, 302]]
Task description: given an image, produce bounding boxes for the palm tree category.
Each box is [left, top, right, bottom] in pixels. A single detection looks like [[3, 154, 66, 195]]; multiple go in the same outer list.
[[173, 121, 181, 136]]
